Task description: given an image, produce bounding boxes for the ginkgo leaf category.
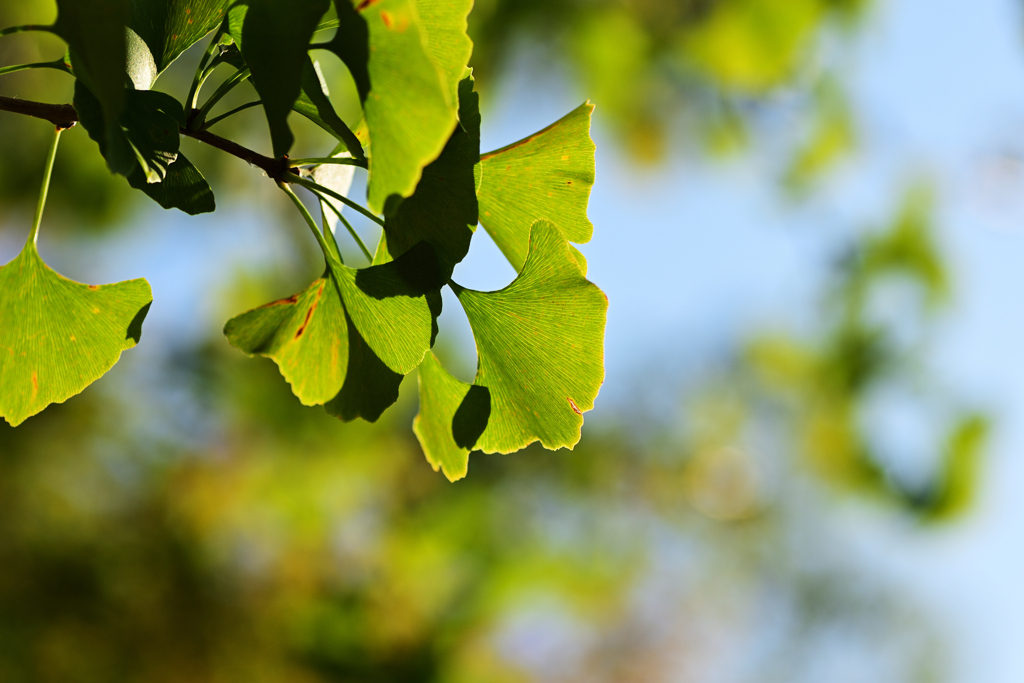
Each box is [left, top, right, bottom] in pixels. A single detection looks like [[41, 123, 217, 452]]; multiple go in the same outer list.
[[224, 274, 347, 406], [324, 314, 404, 423], [0, 243, 152, 427], [224, 244, 438, 416], [413, 351, 489, 482], [382, 74, 479, 276], [128, 0, 230, 75], [75, 82, 181, 184], [227, 0, 330, 158], [326, 0, 460, 213], [453, 220, 607, 453], [76, 83, 216, 213], [294, 57, 365, 161], [477, 103, 596, 271], [416, 0, 474, 107]]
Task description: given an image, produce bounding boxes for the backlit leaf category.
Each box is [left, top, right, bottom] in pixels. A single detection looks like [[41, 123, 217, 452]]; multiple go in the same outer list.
[[0, 243, 151, 427], [325, 0, 460, 213], [224, 245, 438, 418], [224, 274, 348, 406], [477, 103, 596, 271], [453, 220, 606, 453], [413, 351, 489, 482]]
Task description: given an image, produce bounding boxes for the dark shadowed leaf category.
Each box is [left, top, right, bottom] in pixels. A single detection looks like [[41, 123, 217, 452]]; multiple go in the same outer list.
[[227, 0, 330, 158], [294, 57, 365, 160], [382, 74, 479, 277], [128, 0, 230, 75]]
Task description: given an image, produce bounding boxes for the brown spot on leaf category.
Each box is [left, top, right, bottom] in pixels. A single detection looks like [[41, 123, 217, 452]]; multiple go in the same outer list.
[[31, 372, 38, 400], [380, 10, 392, 28], [88, 285, 99, 290], [567, 397, 582, 415]]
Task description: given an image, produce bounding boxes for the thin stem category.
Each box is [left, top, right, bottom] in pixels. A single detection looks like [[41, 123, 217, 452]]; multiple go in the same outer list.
[[315, 189, 373, 262], [0, 59, 71, 78], [28, 127, 61, 247], [192, 68, 250, 130], [0, 25, 55, 38], [279, 182, 337, 265], [202, 100, 261, 129], [319, 199, 343, 261], [289, 156, 366, 169], [187, 26, 225, 111], [289, 175, 385, 228]]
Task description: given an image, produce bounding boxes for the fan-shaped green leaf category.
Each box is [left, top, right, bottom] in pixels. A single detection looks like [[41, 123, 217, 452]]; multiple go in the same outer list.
[[0, 243, 152, 427], [417, 0, 474, 107], [76, 83, 215, 213], [325, 0, 461, 213], [413, 351, 490, 482], [224, 245, 438, 417], [453, 220, 607, 452], [227, 0, 330, 158], [128, 0, 230, 75], [382, 74, 479, 276], [224, 274, 348, 406], [477, 103, 596, 271], [323, 315, 404, 423]]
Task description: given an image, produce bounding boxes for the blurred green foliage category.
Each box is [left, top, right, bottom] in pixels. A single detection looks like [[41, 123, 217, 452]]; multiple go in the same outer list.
[[470, 0, 865, 161]]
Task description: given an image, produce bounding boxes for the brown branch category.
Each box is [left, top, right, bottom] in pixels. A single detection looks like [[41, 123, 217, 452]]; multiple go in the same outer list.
[[181, 127, 289, 180], [0, 95, 77, 129], [0, 95, 294, 180]]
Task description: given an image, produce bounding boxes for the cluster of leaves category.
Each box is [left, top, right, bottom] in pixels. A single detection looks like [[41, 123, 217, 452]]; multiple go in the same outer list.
[[0, 0, 607, 480]]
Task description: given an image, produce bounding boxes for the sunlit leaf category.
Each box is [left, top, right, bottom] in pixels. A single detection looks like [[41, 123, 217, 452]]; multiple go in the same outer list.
[[224, 245, 438, 417], [416, 0, 474, 108], [325, 0, 461, 213], [413, 351, 488, 482], [227, 0, 330, 158], [453, 220, 607, 452], [0, 243, 151, 427], [477, 103, 596, 271], [224, 274, 348, 406]]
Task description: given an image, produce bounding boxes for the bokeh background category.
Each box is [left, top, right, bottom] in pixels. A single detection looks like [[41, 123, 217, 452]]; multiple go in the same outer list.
[[2, 0, 1024, 680]]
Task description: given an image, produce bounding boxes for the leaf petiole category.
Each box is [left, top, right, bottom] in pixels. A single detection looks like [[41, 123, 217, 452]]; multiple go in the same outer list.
[[0, 59, 71, 78], [313, 189, 374, 263], [289, 175, 385, 228], [187, 26, 227, 111], [278, 181, 342, 266], [192, 67, 251, 130], [202, 100, 262, 129], [288, 156, 367, 169], [28, 127, 62, 248]]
